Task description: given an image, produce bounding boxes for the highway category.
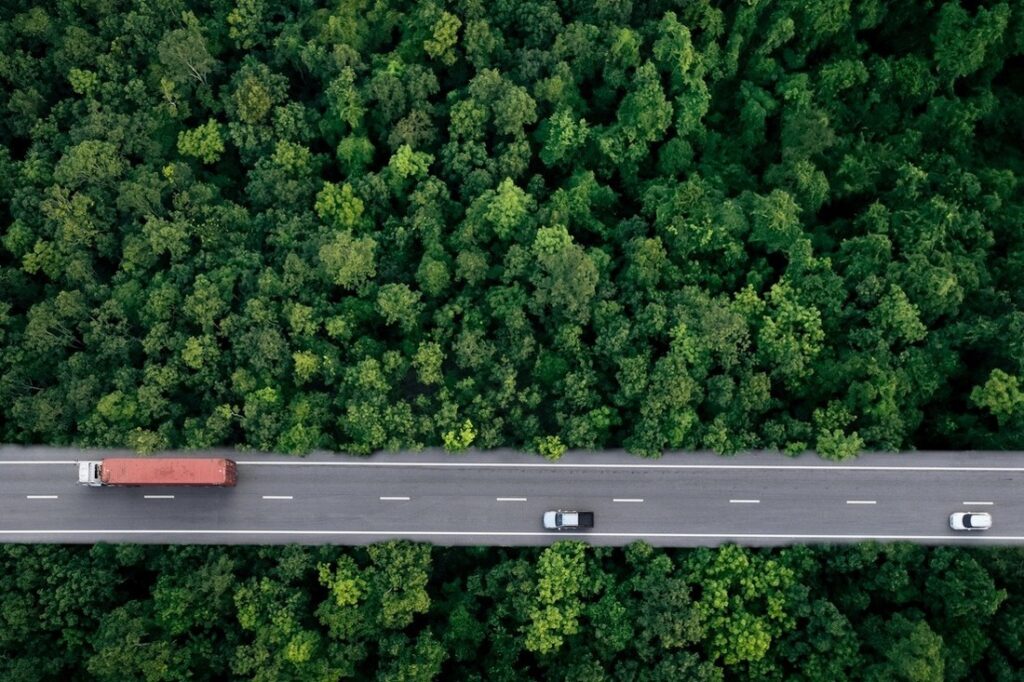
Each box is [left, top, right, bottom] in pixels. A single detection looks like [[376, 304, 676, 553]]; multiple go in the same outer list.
[[1, 446, 1022, 546]]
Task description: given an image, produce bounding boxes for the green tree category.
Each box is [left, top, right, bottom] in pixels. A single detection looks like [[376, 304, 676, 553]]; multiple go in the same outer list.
[[156, 12, 215, 87], [177, 119, 224, 164], [933, 2, 1010, 83], [376, 283, 423, 333], [524, 542, 588, 655], [315, 182, 364, 230], [423, 11, 461, 66], [319, 231, 378, 290], [862, 613, 945, 682], [529, 225, 599, 325], [233, 576, 341, 681], [971, 369, 1024, 427]]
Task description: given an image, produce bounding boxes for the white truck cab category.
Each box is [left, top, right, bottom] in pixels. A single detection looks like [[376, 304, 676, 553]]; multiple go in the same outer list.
[[78, 461, 103, 486]]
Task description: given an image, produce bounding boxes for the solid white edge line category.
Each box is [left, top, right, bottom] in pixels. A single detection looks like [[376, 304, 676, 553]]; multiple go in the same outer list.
[[1, 461, 78, 465], [262, 495, 294, 500], [613, 498, 644, 502], [2, 529, 1024, 541], [143, 495, 175, 499], [847, 500, 877, 505], [729, 499, 760, 504], [234, 460, 1024, 473], [495, 497, 527, 501], [963, 501, 994, 505], [25, 495, 58, 499], [379, 496, 410, 501], [1, 459, 1023, 474]]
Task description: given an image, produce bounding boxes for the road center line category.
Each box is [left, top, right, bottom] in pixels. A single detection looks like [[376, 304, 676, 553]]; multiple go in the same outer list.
[[25, 495, 58, 499], [613, 498, 644, 503], [729, 499, 760, 504], [847, 500, 876, 505], [379, 496, 410, 501], [262, 495, 293, 500], [143, 495, 175, 499], [496, 497, 527, 502], [963, 501, 994, 505]]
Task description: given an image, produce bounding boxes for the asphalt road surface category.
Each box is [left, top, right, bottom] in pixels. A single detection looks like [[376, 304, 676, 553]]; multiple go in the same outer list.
[[1, 446, 1022, 546]]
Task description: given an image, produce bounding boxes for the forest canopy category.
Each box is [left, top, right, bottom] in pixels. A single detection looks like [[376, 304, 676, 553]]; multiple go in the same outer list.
[[2, 540, 1023, 682], [1, 0, 1023, 457]]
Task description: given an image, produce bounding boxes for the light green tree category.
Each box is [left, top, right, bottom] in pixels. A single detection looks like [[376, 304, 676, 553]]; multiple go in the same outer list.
[[177, 119, 224, 164]]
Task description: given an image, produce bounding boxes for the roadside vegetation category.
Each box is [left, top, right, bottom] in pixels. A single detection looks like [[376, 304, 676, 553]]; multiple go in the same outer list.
[[2, 540, 1021, 681], [1, 0, 1022, 458], [2, 2, 1024, 680]]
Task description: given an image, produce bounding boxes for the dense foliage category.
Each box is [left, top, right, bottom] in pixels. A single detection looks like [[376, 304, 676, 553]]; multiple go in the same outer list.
[[2, 540, 1023, 681], [2, 0, 1023, 457], [2, 4, 1023, 680]]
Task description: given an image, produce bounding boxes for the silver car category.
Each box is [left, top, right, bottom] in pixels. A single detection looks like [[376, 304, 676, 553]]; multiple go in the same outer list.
[[949, 512, 992, 531]]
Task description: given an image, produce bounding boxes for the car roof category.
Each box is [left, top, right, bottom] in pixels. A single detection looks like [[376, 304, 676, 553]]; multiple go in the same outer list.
[[966, 512, 991, 526]]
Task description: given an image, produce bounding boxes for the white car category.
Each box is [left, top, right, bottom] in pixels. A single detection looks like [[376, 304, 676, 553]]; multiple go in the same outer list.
[[949, 512, 992, 531], [542, 510, 594, 530]]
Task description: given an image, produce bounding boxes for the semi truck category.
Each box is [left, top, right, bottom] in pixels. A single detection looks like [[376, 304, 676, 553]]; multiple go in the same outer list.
[[78, 458, 238, 487], [543, 510, 595, 530]]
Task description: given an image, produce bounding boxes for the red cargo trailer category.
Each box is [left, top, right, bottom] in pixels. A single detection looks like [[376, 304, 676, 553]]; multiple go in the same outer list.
[[78, 458, 237, 487]]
